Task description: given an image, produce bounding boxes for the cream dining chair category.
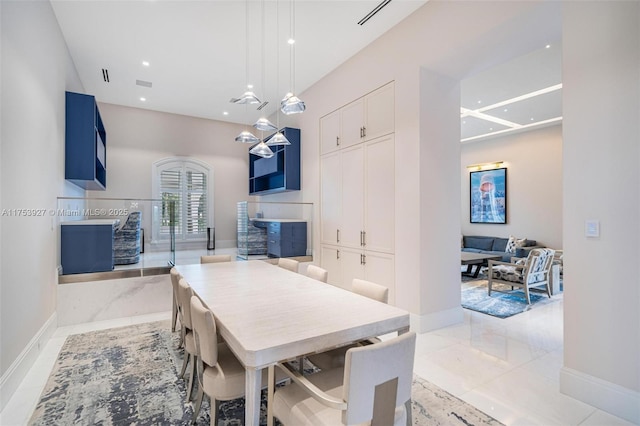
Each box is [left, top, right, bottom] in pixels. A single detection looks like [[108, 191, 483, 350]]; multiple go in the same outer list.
[[200, 254, 232, 264], [170, 267, 181, 334], [278, 257, 299, 273], [190, 295, 286, 424], [270, 331, 416, 426], [306, 265, 328, 283], [308, 278, 389, 371], [177, 278, 198, 400]]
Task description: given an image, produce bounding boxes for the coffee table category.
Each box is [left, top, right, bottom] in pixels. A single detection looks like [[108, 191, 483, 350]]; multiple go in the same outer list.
[[461, 252, 502, 278]]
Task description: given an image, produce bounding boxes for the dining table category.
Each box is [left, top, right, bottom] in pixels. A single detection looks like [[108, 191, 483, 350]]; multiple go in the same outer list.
[[174, 259, 410, 426]]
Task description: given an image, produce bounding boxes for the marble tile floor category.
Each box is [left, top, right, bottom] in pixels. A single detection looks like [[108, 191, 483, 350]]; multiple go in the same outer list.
[[1, 296, 633, 425]]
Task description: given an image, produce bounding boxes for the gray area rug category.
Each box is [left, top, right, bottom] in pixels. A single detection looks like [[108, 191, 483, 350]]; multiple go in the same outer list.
[[29, 320, 502, 425], [461, 280, 560, 318]]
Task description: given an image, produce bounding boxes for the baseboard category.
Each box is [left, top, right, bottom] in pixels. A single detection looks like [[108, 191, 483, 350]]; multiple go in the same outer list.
[[410, 306, 463, 333], [560, 367, 640, 424], [0, 312, 57, 411]]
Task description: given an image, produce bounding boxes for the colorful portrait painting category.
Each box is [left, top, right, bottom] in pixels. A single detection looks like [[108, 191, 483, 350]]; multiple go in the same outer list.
[[470, 168, 507, 224]]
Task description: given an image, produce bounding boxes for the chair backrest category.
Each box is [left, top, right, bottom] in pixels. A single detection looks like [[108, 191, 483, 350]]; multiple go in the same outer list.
[[121, 211, 142, 231], [342, 332, 416, 425], [352, 278, 389, 304], [177, 278, 195, 329], [306, 265, 328, 283], [524, 248, 555, 284], [200, 254, 232, 264], [278, 258, 299, 273], [170, 267, 181, 298], [190, 295, 219, 368]]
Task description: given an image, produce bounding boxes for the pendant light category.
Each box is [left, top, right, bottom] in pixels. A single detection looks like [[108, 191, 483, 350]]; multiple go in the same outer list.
[[267, 0, 291, 146], [249, 140, 274, 158], [281, 0, 305, 115], [234, 0, 260, 143]]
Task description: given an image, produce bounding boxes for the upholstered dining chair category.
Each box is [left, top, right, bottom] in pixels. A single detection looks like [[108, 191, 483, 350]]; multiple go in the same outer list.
[[306, 265, 328, 283], [270, 331, 416, 426], [278, 257, 299, 273], [177, 278, 198, 400], [113, 211, 142, 265], [200, 254, 232, 264], [308, 278, 389, 371], [488, 247, 556, 304], [170, 267, 181, 335], [189, 295, 286, 424]]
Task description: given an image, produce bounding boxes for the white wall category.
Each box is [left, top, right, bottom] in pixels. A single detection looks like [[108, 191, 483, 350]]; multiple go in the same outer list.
[[461, 125, 563, 249], [88, 103, 250, 248], [561, 2, 639, 422], [0, 0, 84, 409]]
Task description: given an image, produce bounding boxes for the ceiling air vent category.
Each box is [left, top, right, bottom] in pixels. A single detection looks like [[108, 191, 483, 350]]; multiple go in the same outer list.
[[256, 101, 269, 111], [136, 79, 153, 88], [102, 68, 110, 82], [357, 0, 392, 25]]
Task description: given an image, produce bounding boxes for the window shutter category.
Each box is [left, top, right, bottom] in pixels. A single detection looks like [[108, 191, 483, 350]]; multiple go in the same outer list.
[[160, 169, 182, 236], [185, 169, 207, 235]]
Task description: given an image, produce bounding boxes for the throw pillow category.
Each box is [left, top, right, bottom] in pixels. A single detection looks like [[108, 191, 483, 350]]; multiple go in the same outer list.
[[515, 237, 528, 248], [505, 235, 517, 253]]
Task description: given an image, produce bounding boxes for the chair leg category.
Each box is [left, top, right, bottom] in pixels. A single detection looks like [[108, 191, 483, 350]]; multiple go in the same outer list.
[[187, 355, 197, 400], [171, 296, 178, 332], [267, 366, 275, 426], [192, 386, 204, 424], [524, 286, 531, 304], [488, 277, 492, 296], [180, 352, 190, 378], [210, 399, 220, 426]]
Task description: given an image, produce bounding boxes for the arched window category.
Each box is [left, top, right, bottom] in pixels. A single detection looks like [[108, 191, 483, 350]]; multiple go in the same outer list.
[[152, 158, 213, 242]]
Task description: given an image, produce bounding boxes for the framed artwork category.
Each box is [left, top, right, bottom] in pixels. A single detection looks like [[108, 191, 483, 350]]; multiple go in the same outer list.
[[470, 167, 507, 224]]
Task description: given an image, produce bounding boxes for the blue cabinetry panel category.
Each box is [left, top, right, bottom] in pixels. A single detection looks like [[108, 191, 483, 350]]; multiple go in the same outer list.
[[266, 221, 307, 258], [61, 221, 117, 274], [249, 127, 300, 195], [65, 91, 107, 190]]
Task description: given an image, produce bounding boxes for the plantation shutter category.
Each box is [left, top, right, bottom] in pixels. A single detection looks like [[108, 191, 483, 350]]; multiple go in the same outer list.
[[185, 168, 207, 236], [160, 168, 182, 236]]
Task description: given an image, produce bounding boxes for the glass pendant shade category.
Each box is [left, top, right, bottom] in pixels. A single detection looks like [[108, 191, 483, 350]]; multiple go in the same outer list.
[[280, 92, 306, 115], [253, 117, 277, 131], [235, 130, 260, 144], [232, 91, 261, 105], [249, 141, 274, 158], [266, 131, 291, 146]]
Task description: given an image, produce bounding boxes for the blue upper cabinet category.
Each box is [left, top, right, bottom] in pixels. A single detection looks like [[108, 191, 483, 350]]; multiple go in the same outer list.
[[249, 127, 301, 195], [65, 91, 107, 190]]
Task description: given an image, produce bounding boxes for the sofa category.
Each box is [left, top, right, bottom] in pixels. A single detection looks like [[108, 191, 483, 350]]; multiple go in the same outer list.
[[462, 235, 540, 262]]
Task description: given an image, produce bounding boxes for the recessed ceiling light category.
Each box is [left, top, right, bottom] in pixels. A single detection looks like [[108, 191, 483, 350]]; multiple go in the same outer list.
[[142, 61, 150, 67], [288, 38, 295, 45], [545, 44, 551, 49], [477, 100, 482, 104], [530, 117, 535, 121], [247, 84, 253, 89], [462, 121, 466, 124], [489, 127, 493, 131], [223, 111, 229, 116], [503, 108, 508, 112], [140, 97, 146, 102]]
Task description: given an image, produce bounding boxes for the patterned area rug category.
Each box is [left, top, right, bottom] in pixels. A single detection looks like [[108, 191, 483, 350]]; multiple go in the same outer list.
[[461, 280, 559, 318], [29, 321, 502, 425]]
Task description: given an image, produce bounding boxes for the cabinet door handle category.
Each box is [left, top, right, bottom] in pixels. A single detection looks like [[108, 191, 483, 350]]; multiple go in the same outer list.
[[362, 126, 366, 137], [362, 231, 366, 246], [337, 249, 340, 260], [337, 229, 340, 243], [360, 127, 364, 138], [360, 231, 363, 246], [362, 254, 366, 265], [336, 136, 340, 146]]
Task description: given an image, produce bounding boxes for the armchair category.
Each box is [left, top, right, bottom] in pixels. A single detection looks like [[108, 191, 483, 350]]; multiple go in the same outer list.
[[113, 211, 142, 265], [488, 248, 555, 304]]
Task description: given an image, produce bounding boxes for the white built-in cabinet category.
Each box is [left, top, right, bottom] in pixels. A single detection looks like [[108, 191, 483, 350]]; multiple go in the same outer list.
[[320, 82, 395, 155], [320, 82, 396, 303]]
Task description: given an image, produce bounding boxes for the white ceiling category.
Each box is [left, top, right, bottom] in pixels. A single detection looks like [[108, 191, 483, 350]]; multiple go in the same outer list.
[[51, 0, 427, 125], [460, 44, 562, 142], [51, 0, 561, 143]]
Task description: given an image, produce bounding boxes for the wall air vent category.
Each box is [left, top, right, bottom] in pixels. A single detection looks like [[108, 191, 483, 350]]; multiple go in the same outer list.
[[257, 101, 269, 111], [357, 0, 392, 25], [102, 68, 110, 82], [136, 79, 153, 88]]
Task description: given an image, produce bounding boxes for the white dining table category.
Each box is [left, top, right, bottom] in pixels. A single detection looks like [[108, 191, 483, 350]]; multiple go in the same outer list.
[[175, 260, 410, 426]]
